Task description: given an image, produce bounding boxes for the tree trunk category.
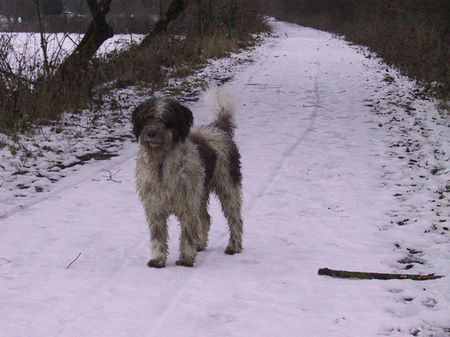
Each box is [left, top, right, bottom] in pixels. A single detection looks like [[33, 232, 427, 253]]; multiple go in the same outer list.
[[34, 0, 50, 78], [318, 268, 444, 281], [53, 0, 113, 84], [138, 0, 188, 49]]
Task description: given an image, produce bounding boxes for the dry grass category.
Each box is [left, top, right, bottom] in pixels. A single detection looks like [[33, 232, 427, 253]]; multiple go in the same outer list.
[[0, 0, 269, 136], [97, 26, 264, 90]]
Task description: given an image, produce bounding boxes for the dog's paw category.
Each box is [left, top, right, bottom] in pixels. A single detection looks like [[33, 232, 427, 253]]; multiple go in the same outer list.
[[175, 259, 194, 267], [147, 259, 165, 268], [225, 245, 242, 255]]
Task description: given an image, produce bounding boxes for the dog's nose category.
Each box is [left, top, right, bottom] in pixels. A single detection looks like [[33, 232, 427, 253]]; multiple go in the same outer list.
[[147, 130, 157, 138]]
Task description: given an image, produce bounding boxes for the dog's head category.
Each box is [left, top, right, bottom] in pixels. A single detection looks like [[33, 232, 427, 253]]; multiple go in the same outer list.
[[132, 97, 193, 154]]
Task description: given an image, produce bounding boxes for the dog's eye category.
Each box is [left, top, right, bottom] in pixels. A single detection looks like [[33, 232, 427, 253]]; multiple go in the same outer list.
[[162, 119, 173, 128]]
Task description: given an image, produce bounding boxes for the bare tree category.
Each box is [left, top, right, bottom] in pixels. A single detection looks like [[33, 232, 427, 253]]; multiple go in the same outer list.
[[53, 0, 113, 84], [33, 0, 51, 77]]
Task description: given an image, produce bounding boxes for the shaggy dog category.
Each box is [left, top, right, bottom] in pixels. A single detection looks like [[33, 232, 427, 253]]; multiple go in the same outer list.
[[132, 87, 243, 268]]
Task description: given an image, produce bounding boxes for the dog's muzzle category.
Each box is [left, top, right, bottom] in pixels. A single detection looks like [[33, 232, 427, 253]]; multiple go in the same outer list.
[[141, 128, 164, 149]]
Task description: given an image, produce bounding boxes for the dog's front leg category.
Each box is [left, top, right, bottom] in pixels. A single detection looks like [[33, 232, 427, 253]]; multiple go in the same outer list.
[[175, 211, 200, 267], [147, 212, 169, 268]]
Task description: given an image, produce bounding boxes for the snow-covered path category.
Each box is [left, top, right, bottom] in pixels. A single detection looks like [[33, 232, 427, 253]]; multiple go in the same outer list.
[[1, 21, 448, 337]]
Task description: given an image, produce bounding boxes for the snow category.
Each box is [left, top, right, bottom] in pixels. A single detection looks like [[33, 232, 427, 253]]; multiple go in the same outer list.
[[0, 19, 449, 336]]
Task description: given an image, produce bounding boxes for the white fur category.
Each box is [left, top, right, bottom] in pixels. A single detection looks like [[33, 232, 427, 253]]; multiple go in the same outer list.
[[204, 85, 236, 116]]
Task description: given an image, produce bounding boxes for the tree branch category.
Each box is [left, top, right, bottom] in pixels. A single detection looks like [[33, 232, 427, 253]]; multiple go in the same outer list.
[[318, 268, 444, 281]]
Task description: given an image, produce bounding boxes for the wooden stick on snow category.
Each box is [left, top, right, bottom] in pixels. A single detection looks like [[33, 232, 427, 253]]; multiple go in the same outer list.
[[318, 268, 444, 281]]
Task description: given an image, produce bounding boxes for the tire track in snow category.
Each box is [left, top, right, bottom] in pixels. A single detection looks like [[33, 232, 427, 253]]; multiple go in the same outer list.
[[247, 75, 321, 210], [243, 37, 328, 211]]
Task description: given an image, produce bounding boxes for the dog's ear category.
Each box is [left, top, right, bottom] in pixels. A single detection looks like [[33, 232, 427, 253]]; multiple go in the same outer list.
[[132, 99, 156, 140], [163, 99, 193, 143]]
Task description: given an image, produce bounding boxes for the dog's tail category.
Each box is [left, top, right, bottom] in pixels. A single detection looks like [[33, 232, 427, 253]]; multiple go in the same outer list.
[[205, 85, 236, 137]]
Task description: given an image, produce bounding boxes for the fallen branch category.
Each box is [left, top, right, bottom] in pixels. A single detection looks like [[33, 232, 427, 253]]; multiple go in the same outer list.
[[318, 268, 444, 281], [66, 253, 82, 270]]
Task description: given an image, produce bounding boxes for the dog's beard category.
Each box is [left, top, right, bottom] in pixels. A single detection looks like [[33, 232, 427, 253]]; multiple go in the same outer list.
[[140, 136, 174, 158], [143, 139, 163, 150], [142, 140, 166, 156]]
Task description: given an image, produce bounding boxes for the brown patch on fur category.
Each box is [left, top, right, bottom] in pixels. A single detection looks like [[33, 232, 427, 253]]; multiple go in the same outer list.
[[162, 98, 193, 143], [132, 98, 156, 140], [228, 141, 242, 186], [190, 133, 217, 186]]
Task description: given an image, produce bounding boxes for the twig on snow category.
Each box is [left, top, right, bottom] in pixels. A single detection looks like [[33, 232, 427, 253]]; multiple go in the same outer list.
[[102, 169, 122, 183], [303, 104, 330, 111], [66, 253, 82, 270], [318, 268, 444, 281]]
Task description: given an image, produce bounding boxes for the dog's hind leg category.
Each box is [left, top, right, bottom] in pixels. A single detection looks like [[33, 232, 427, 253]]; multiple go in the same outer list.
[[147, 212, 169, 268], [176, 211, 200, 267], [217, 184, 243, 255], [197, 193, 211, 252]]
